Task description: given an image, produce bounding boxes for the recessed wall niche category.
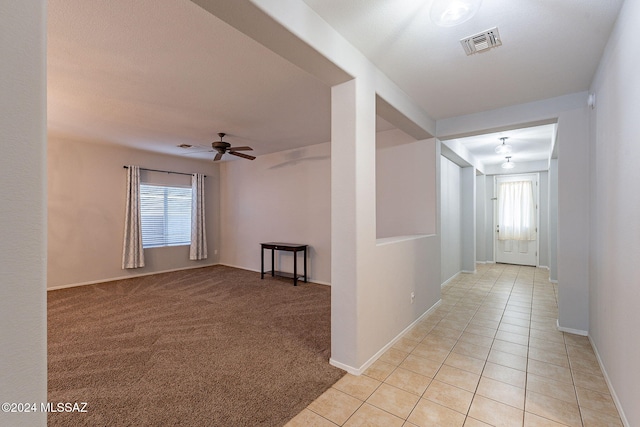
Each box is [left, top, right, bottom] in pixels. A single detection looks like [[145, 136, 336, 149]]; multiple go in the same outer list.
[[375, 124, 437, 240]]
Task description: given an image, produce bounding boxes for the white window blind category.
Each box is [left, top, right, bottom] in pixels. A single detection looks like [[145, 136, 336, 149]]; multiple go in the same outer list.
[[140, 184, 192, 248]]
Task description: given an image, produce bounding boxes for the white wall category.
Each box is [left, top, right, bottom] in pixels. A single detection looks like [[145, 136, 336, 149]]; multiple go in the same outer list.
[[476, 174, 497, 265], [460, 167, 476, 272], [440, 156, 462, 283], [376, 130, 436, 238], [476, 174, 487, 263], [218, 142, 331, 284], [588, 1, 640, 424], [484, 177, 496, 263], [0, 1, 47, 426], [47, 137, 220, 288], [330, 79, 440, 373], [548, 159, 558, 281], [538, 171, 549, 268], [556, 107, 590, 333]]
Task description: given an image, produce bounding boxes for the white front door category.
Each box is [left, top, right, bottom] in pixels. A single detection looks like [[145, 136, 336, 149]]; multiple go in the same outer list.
[[495, 174, 538, 266]]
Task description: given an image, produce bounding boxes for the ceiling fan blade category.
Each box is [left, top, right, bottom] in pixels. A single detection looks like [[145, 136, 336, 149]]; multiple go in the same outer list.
[[213, 152, 223, 161], [229, 151, 256, 160], [229, 146, 253, 151]]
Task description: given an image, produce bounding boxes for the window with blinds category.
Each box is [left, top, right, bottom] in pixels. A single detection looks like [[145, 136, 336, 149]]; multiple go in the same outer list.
[[140, 184, 192, 248]]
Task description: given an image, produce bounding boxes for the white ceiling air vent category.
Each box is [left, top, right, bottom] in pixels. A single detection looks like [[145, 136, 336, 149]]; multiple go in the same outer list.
[[460, 27, 502, 55]]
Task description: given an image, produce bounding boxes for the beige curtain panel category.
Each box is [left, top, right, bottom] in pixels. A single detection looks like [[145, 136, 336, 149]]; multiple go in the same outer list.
[[122, 165, 145, 268], [189, 173, 207, 260]]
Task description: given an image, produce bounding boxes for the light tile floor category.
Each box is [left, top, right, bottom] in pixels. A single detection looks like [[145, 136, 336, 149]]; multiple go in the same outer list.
[[286, 264, 624, 427]]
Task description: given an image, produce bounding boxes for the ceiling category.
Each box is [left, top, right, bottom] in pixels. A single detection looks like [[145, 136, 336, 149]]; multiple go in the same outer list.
[[47, 0, 624, 161], [448, 123, 557, 168], [47, 0, 333, 159], [303, 0, 623, 120]]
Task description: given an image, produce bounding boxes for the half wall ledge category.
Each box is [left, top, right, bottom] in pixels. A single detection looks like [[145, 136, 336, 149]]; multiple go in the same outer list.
[[376, 234, 435, 246]]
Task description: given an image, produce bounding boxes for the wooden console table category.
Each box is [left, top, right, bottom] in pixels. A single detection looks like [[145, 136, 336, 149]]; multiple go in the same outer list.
[[260, 242, 308, 286]]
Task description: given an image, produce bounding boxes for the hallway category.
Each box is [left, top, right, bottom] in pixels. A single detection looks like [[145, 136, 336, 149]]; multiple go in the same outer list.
[[288, 264, 623, 426]]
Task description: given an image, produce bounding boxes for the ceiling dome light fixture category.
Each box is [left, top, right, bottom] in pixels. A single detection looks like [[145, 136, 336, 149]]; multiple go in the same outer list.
[[495, 136, 512, 154], [430, 0, 483, 27], [502, 156, 515, 169]]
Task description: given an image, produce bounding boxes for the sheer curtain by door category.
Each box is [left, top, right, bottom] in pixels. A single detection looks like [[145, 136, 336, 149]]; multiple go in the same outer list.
[[122, 165, 145, 268], [189, 173, 207, 260], [498, 180, 536, 241]]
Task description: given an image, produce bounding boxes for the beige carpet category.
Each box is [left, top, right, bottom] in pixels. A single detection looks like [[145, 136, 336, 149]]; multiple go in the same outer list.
[[47, 265, 345, 426]]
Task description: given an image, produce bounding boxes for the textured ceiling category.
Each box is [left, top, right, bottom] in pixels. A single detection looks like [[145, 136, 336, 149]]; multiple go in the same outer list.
[[48, 0, 624, 162]]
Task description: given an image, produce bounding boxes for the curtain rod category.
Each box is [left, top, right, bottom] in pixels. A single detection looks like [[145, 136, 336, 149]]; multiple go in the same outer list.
[[123, 166, 206, 177]]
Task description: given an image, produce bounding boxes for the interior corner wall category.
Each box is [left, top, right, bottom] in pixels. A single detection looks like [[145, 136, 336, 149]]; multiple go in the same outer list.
[[218, 142, 331, 284], [47, 137, 220, 288], [440, 156, 462, 284], [587, 0, 640, 424], [0, 1, 47, 425]]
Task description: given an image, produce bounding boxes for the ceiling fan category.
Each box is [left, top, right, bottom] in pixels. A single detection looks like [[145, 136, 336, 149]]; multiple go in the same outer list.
[[211, 133, 255, 161]]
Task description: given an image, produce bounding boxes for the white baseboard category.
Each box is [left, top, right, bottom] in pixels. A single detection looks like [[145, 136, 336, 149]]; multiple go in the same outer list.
[[330, 300, 442, 375], [441, 272, 460, 288], [475, 261, 487, 265], [47, 263, 219, 291], [461, 269, 477, 274], [556, 320, 588, 336], [549, 278, 558, 284], [537, 265, 549, 270], [328, 358, 359, 375], [218, 263, 331, 286], [589, 336, 631, 427]]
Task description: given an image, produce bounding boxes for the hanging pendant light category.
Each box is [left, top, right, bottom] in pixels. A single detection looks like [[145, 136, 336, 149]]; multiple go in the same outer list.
[[501, 156, 515, 169], [495, 137, 511, 154], [430, 0, 483, 27]]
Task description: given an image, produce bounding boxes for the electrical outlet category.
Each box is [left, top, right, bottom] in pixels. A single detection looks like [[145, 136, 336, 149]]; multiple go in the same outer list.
[[411, 292, 415, 304], [214, 249, 218, 255]]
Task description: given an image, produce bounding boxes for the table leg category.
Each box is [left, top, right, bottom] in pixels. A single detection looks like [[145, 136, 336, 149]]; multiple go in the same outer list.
[[261, 246, 264, 279], [271, 248, 275, 276], [303, 247, 307, 283], [293, 249, 298, 286]]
